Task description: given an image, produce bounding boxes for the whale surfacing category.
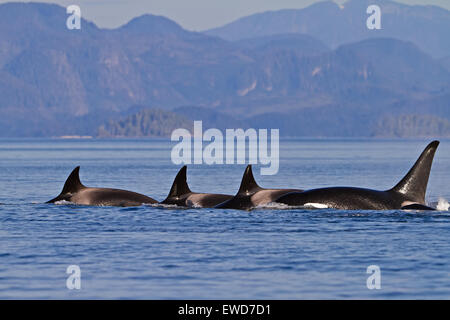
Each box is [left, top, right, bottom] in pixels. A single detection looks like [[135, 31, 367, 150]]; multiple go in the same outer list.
[[275, 141, 440, 211], [46, 166, 157, 207], [215, 165, 302, 210], [161, 166, 232, 208]]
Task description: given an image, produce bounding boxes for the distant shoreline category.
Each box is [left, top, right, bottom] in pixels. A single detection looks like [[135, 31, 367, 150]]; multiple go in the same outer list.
[[58, 136, 93, 139], [0, 136, 445, 141]]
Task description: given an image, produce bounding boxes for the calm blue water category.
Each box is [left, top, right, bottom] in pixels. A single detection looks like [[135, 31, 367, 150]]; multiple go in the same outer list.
[[0, 138, 449, 299]]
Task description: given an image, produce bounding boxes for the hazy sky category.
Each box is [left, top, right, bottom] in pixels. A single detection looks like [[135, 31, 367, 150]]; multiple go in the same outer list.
[[1, 0, 449, 30]]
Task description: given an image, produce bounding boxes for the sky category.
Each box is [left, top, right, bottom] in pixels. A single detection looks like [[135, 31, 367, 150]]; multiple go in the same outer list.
[[1, 0, 449, 31]]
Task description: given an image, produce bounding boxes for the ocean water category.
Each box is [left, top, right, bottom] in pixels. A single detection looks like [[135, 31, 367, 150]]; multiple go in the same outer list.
[[0, 138, 449, 299]]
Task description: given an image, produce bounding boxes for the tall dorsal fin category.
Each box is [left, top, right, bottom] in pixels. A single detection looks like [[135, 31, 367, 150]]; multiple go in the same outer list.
[[46, 166, 86, 203], [166, 166, 191, 198], [61, 166, 86, 194], [237, 165, 262, 195], [390, 141, 439, 204]]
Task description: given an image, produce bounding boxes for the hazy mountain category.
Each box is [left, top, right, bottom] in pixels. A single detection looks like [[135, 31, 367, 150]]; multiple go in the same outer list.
[[116, 14, 188, 36], [0, 2, 449, 138], [205, 0, 450, 58], [0, 3, 243, 136], [103, 94, 450, 138], [173, 106, 246, 130], [216, 37, 450, 118], [233, 33, 330, 56], [441, 56, 450, 72]]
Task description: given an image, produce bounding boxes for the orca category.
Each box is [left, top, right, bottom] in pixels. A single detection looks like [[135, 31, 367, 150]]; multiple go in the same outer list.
[[215, 165, 303, 210], [275, 141, 440, 211], [46, 166, 158, 207], [160, 166, 233, 208]]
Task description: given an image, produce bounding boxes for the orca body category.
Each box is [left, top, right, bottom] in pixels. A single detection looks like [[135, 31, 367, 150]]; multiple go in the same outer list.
[[47, 167, 157, 207], [215, 165, 303, 210], [276, 141, 439, 211], [161, 166, 233, 208]]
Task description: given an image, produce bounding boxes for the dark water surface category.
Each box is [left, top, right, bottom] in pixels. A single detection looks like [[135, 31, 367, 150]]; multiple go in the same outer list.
[[0, 138, 449, 299]]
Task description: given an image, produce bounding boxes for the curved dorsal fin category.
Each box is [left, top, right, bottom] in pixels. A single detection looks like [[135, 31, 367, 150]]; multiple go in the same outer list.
[[61, 166, 86, 194], [167, 166, 191, 198], [237, 165, 262, 195], [390, 141, 439, 204]]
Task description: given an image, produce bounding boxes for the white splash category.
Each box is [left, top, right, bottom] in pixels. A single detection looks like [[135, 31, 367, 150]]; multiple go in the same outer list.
[[54, 200, 74, 205], [187, 201, 202, 209], [147, 203, 180, 209], [436, 198, 449, 211], [255, 202, 291, 210]]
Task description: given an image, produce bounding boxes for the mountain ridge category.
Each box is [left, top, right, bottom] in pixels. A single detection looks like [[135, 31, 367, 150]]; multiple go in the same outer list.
[[205, 0, 450, 58], [0, 2, 449, 137]]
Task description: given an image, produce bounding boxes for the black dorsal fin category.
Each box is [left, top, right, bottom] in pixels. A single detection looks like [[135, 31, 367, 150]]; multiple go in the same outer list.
[[61, 166, 86, 194], [166, 166, 191, 198], [390, 141, 439, 204], [46, 166, 86, 203], [237, 165, 262, 195]]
